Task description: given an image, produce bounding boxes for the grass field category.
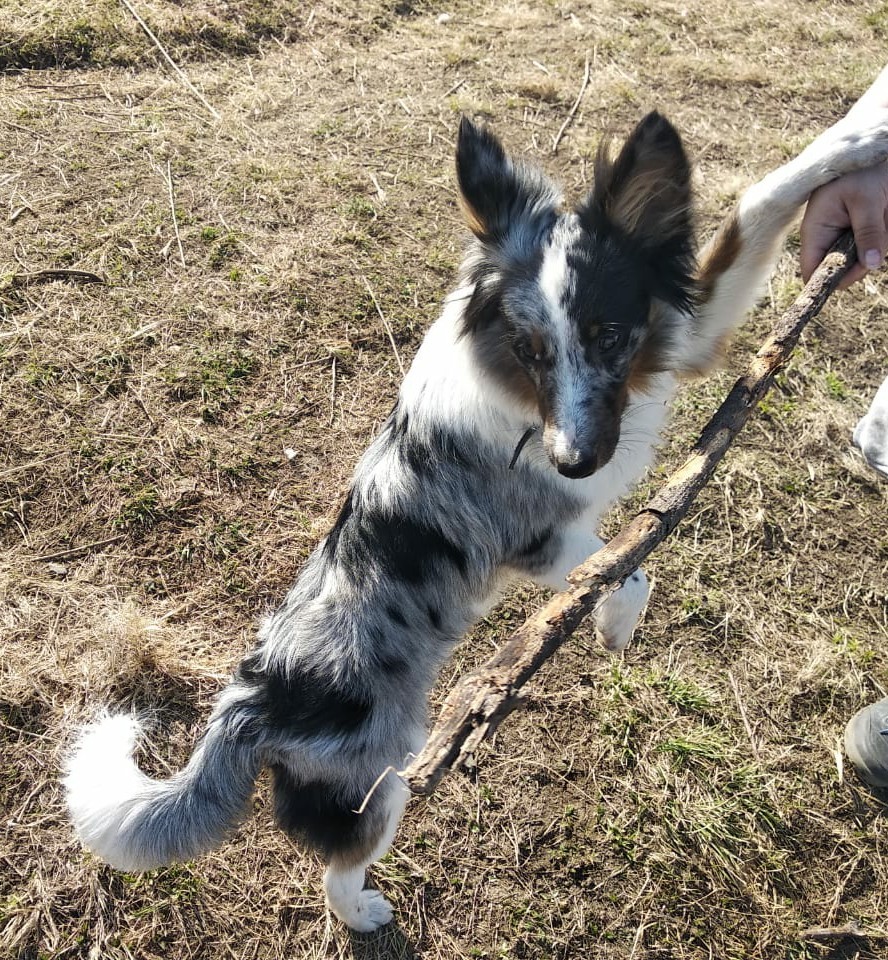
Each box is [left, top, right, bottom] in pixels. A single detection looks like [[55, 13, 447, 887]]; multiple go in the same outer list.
[[2, 1, 888, 958]]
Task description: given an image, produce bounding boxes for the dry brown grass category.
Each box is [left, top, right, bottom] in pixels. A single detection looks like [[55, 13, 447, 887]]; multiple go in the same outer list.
[[2, 1, 888, 958]]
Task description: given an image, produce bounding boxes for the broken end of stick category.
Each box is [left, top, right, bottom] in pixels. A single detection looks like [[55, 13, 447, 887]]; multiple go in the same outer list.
[[403, 685, 527, 795], [403, 728, 479, 796]]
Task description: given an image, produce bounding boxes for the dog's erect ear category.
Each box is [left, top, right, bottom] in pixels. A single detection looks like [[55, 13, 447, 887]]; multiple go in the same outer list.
[[579, 112, 696, 308], [456, 116, 559, 247], [585, 111, 692, 242]]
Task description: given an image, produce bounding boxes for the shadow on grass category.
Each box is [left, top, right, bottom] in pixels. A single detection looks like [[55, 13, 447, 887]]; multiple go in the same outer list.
[[813, 941, 888, 960], [350, 922, 417, 960]]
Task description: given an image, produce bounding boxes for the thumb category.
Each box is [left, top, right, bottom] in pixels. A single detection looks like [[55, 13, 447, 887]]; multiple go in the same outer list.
[[847, 196, 888, 272]]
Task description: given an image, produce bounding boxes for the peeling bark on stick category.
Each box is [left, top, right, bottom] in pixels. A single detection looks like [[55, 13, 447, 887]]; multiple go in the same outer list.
[[404, 232, 857, 797]]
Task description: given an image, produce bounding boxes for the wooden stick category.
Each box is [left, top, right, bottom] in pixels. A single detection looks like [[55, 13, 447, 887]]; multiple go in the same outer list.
[[552, 49, 592, 154], [403, 231, 857, 796], [118, 0, 222, 121], [799, 919, 888, 942], [9, 269, 105, 288], [30, 534, 127, 563]]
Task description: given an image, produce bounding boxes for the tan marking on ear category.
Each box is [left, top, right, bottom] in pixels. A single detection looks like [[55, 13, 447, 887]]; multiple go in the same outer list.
[[606, 170, 690, 239], [593, 123, 692, 245], [458, 195, 487, 239], [696, 212, 742, 303]]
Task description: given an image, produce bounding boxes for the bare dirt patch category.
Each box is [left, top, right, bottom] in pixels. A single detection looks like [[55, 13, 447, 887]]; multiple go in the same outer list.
[[1, 2, 887, 959]]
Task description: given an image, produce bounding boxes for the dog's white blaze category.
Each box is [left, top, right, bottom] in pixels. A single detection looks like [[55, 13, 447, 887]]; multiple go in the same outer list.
[[550, 428, 579, 463], [538, 229, 588, 451]]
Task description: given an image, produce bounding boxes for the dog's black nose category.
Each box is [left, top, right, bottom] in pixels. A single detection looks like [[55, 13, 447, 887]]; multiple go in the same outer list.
[[555, 456, 598, 479]]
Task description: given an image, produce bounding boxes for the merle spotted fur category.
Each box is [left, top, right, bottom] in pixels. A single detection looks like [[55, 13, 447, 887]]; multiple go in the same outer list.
[[66, 107, 888, 932]]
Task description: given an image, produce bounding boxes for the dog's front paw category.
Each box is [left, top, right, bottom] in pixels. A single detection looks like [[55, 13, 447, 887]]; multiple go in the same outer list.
[[330, 888, 394, 933], [595, 624, 633, 652], [594, 569, 649, 653]]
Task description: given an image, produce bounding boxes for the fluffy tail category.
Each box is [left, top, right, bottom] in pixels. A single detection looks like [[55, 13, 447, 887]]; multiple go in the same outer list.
[[64, 701, 262, 871]]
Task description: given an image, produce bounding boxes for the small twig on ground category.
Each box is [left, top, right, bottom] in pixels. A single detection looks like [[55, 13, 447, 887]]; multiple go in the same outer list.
[[799, 920, 888, 942], [8, 269, 105, 288], [0, 119, 41, 137], [127, 384, 157, 432], [443, 78, 466, 98], [30, 534, 127, 563], [0, 455, 64, 480], [552, 49, 592, 154], [118, 0, 222, 121], [728, 670, 779, 805], [329, 355, 337, 425], [403, 231, 857, 797], [164, 160, 187, 268], [9, 205, 34, 224], [361, 274, 404, 375]]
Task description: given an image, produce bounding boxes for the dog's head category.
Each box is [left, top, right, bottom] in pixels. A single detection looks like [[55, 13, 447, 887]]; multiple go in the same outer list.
[[456, 112, 696, 478]]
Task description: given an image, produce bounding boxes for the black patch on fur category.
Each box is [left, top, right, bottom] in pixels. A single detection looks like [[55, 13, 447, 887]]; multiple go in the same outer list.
[[385, 604, 407, 627], [237, 653, 371, 738], [460, 249, 544, 336], [562, 237, 654, 361], [374, 513, 468, 582], [325, 493, 468, 585], [427, 605, 442, 631], [380, 654, 409, 676], [456, 116, 558, 247], [324, 492, 356, 558], [390, 402, 409, 436], [515, 527, 554, 560], [270, 766, 388, 862], [577, 111, 697, 314], [391, 416, 480, 478]]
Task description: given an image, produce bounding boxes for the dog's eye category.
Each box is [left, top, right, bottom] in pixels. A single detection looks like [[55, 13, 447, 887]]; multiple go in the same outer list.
[[598, 330, 622, 353], [515, 339, 544, 365]]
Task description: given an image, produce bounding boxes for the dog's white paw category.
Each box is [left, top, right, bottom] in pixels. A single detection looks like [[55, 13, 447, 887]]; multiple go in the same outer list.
[[595, 625, 632, 652], [330, 888, 393, 933], [594, 569, 649, 652]]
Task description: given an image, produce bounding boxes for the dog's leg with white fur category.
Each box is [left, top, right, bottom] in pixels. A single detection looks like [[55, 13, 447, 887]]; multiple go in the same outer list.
[[682, 111, 888, 372], [322, 782, 409, 932], [533, 523, 650, 651]]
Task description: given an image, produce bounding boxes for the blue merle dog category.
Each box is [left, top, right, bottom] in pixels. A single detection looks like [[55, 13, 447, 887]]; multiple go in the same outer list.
[[65, 110, 888, 930]]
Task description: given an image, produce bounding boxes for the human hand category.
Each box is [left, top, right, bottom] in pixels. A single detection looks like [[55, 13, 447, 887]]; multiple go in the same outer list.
[[800, 163, 888, 289]]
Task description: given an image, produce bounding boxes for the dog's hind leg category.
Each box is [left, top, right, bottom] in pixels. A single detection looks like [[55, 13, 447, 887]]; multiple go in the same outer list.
[[271, 756, 414, 932], [532, 524, 649, 651], [322, 779, 409, 932]]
